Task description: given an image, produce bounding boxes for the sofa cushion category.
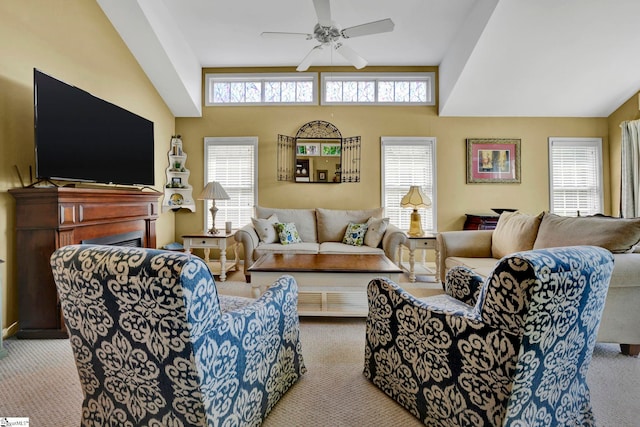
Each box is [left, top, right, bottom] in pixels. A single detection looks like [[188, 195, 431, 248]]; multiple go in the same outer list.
[[275, 222, 303, 245], [319, 242, 385, 255], [256, 207, 317, 242], [364, 217, 389, 248], [251, 214, 279, 243], [254, 242, 319, 259], [491, 211, 544, 259], [533, 213, 640, 253], [445, 257, 498, 279], [343, 222, 368, 246], [609, 253, 640, 288], [316, 207, 384, 243]]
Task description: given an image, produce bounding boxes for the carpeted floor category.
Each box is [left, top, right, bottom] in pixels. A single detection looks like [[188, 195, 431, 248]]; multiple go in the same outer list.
[[0, 275, 638, 426]]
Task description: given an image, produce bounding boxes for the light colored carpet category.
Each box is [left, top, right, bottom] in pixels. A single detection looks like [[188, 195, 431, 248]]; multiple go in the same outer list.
[[0, 279, 638, 426]]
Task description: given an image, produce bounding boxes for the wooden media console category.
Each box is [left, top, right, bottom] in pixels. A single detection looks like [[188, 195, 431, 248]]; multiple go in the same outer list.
[[9, 187, 161, 338]]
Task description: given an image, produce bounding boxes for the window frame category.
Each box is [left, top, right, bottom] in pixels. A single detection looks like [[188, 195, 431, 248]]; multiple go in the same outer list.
[[548, 137, 604, 216], [205, 73, 318, 106], [203, 137, 258, 232], [381, 137, 437, 232], [321, 72, 435, 106]]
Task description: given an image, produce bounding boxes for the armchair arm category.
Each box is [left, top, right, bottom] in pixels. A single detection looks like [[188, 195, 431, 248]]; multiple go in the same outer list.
[[364, 277, 519, 426], [436, 230, 494, 282], [195, 275, 306, 425], [235, 223, 260, 281], [444, 266, 485, 306], [381, 223, 407, 263]]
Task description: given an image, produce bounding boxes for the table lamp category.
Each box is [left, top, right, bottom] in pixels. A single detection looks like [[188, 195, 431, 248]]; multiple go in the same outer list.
[[198, 181, 230, 234], [401, 185, 431, 237]]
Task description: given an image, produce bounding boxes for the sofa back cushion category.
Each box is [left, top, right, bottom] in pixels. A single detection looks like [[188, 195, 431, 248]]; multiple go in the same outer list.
[[533, 213, 640, 253], [316, 208, 384, 243], [491, 211, 544, 259], [256, 207, 317, 242]]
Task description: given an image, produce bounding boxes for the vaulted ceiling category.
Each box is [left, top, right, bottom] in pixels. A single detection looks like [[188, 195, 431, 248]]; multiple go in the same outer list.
[[97, 0, 640, 118]]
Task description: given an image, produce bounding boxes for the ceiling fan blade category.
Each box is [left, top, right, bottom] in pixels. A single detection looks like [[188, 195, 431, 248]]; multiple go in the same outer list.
[[335, 43, 367, 69], [261, 31, 313, 40], [340, 18, 395, 39], [297, 45, 324, 72], [313, 0, 332, 27]]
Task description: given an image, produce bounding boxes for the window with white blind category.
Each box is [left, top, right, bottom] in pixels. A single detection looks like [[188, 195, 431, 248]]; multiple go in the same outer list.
[[381, 137, 437, 231], [548, 137, 603, 216], [204, 137, 257, 231]]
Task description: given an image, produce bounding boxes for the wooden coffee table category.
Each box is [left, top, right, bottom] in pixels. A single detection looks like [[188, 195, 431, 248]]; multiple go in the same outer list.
[[248, 253, 403, 316]]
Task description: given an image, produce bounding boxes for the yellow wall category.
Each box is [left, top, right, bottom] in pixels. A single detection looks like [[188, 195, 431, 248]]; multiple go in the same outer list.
[[0, 0, 176, 335], [174, 67, 609, 236], [608, 92, 640, 215], [1, 3, 633, 337]]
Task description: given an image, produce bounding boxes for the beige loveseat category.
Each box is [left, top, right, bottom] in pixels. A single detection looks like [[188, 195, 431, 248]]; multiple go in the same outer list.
[[437, 211, 640, 356], [235, 206, 406, 282]]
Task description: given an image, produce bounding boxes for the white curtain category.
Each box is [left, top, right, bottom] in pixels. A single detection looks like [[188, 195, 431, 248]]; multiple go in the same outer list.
[[621, 120, 640, 217]]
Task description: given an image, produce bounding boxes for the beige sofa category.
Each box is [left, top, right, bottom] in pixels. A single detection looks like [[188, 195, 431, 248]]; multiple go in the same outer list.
[[235, 206, 406, 282], [437, 211, 640, 356]]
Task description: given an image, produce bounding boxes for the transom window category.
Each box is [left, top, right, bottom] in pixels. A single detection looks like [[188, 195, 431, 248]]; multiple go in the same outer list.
[[322, 72, 434, 105], [548, 137, 603, 216], [206, 73, 317, 105]]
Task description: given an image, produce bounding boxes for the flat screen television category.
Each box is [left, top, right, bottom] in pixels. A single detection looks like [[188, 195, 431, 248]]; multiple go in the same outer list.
[[33, 68, 155, 186]]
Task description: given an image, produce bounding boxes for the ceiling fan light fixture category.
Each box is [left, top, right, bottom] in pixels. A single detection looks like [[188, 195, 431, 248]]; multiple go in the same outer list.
[[262, 0, 393, 72]]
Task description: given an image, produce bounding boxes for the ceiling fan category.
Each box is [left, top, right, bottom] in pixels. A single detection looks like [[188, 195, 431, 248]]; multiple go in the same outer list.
[[261, 0, 394, 72]]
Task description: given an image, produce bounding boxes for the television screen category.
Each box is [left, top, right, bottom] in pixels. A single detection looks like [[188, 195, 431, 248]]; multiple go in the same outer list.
[[34, 69, 155, 186]]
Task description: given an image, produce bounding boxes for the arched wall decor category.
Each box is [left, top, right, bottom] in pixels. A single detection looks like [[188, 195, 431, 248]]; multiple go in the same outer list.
[[277, 120, 361, 183]]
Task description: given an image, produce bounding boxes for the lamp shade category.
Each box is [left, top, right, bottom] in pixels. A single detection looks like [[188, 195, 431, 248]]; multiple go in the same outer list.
[[198, 181, 230, 200], [400, 186, 431, 209]]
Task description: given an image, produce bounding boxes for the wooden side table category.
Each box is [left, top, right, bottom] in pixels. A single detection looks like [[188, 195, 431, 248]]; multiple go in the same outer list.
[[398, 233, 439, 283], [182, 232, 239, 282]]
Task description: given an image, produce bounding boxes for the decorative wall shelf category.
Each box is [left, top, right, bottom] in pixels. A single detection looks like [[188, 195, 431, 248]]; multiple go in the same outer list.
[[277, 120, 361, 183], [162, 135, 195, 212]]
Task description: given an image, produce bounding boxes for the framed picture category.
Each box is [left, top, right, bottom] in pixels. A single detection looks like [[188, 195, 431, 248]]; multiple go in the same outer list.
[[466, 138, 521, 183], [321, 142, 341, 156], [171, 177, 182, 187], [317, 169, 328, 182], [296, 142, 320, 156]]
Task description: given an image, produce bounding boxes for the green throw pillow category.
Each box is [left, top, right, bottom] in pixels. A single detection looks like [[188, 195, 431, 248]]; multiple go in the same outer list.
[[343, 222, 368, 246], [275, 222, 303, 245]]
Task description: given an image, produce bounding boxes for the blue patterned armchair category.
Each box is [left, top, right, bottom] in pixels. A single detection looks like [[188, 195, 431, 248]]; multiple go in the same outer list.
[[50, 244, 305, 426], [364, 246, 614, 426]]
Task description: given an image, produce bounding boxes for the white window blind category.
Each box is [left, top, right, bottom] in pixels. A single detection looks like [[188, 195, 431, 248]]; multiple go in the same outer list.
[[204, 137, 257, 231], [381, 137, 437, 231], [549, 137, 603, 216]]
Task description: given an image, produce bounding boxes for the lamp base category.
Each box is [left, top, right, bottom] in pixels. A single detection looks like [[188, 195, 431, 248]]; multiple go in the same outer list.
[[408, 209, 424, 237], [208, 204, 220, 235]]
